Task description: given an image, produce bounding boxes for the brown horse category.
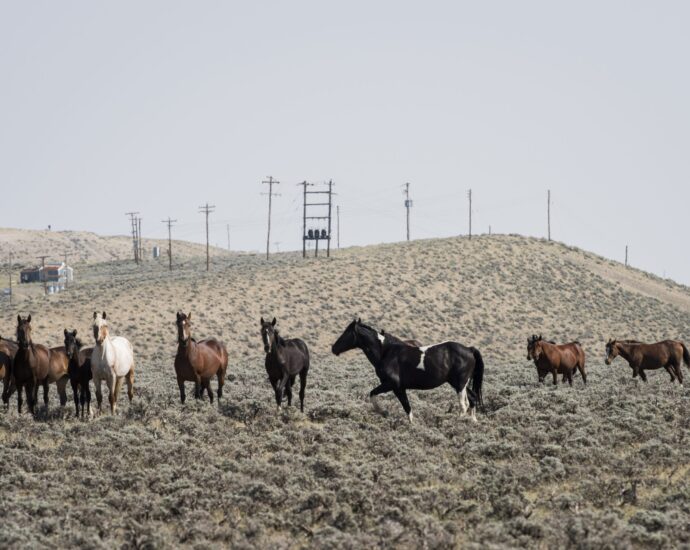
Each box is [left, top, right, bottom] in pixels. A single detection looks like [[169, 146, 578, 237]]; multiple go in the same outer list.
[[12, 315, 69, 415], [605, 339, 689, 384], [527, 334, 587, 386], [174, 312, 228, 403], [1, 336, 18, 407]]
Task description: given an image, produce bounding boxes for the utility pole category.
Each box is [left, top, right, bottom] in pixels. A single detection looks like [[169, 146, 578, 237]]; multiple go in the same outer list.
[[468, 189, 472, 240], [37, 255, 48, 296], [489, 225, 492, 236], [300, 181, 311, 258], [625, 245, 628, 267], [547, 190, 551, 241], [337, 205, 340, 249], [262, 176, 280, 261], [138, 217, 143, 261], [404, 183, 412, 241], [274, 241, 281, 253], [8, 250, 12, 307], [162, 217, 177, 271], [327, 180, 333, 258], [125, 212, 140, 263], [226, 224, 231, 252], [199, 203, 215, 271], [63, 250, 69, 289]]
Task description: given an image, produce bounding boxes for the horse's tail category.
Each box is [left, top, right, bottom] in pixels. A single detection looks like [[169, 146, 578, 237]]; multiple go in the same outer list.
[[682, 342, 690, 370], [470, 347, 484, 410]]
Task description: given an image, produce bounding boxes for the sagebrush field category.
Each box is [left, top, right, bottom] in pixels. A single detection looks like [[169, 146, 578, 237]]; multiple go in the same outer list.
[[1, 235, 689, 548]]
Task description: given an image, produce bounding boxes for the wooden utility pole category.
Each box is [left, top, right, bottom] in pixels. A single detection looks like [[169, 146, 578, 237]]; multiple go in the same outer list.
[[404, 183, 412, 241], [625, 245, 628, 267], [337, 205, 340, 249], [300, 181, 310, 258], [63, 250, 69, 289], [138, 217, 143, 261], [8, 250, 12, 307], [547, 190, 551, 241], [199, 203, 215, 271], [226, 224, 230, 251], [326, 180, 333, 258], [125, 212, 140, 263], [38, 255, 48, 295], [162, 217, 177, 271], [262, 176, 280, 261], [468, 189, 472, 239]]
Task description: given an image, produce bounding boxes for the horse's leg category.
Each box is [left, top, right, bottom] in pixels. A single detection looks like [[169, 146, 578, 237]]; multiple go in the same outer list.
[[27, 379, 37, 415], [85, 383, 92, 418], [108, 375, 117, 415], [393, 388, 413, 422], [194, 374, 202, 400], [578, 363, 587, 385], [95, 376, 103, 415], [16, 382, 23, 414], [204, 379, 214, 404], [551, 367, 558, 386], [216, 368, 225, 401], [71, 379, 80, 418], [285, 375, 295, 407], [275, 373, 289, 412], [369, 382, 392, 414], [664, 365, 676, 383], [125, 369, 134, 402], [639, 369, 647, 383], [42, 379, 49, 410], [58, 377, 68, 409], [298, 369, 308, 413], [177, 374, 186, 404]]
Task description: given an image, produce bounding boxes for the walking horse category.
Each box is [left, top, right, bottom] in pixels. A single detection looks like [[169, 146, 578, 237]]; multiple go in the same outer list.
[[606, 339, 689, 384]]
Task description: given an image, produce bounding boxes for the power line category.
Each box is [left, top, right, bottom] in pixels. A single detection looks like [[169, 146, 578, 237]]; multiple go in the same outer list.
[[198, 203, 215, 271], [262, 176, 280, 261], [161, 217, 177, 271]]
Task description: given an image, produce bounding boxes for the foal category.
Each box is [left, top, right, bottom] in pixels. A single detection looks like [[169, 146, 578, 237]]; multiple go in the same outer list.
[[64, 329, 94, 418], [174, 312, 228, 403], [260, 318, 309, 412]]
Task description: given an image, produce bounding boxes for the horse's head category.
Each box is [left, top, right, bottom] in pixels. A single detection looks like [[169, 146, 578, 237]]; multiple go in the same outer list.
[[92, 311, 109, 345], [527, 334, 542, 361], [332, 318, 364, 356], [64, 329, 81, 360], [605, 339, 618, 365], [260, 317, 277, 353], [176, 312, 192, 345], [16, 314, 33, 349]]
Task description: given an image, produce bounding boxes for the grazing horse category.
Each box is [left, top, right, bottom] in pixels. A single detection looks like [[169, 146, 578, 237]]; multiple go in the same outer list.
[[64, 329, 94, 418], [605, 339, 689, 384], [91, 312, 135, 414], [260, 317, 309, 412], [332, 320, 484, 422], [11, 315, 69, 415], [1, 336, 18, 407], [527, 334, 587, 386], [174, 312, 228, 403]]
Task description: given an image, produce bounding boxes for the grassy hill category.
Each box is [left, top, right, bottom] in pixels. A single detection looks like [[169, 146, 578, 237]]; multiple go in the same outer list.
[[0, 234, 688, 548]]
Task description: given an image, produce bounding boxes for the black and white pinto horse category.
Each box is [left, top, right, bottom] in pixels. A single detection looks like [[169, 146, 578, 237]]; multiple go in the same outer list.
[[260, 317, 310, 412], [332, 319, 484, 422]]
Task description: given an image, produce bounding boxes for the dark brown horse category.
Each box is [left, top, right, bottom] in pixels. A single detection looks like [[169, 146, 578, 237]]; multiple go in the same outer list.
[[605, 339, 689, 384], [260, 317, 310, 412], [527, 335, 587, 386], [1, 335, 18, 407], [12, 315, 69, 414], [174, 312, 228, 403], [64, 329, 94, 418]]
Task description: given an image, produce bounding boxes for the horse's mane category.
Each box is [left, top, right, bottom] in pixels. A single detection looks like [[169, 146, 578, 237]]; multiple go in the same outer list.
[[0, 336, 17, 345], [274, 332, 287, 347]]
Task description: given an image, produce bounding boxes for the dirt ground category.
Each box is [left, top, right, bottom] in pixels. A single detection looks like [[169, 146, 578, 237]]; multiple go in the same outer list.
[[1, 235, 689, 548]]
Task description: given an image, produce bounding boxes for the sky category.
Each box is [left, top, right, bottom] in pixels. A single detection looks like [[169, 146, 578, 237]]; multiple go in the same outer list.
[[1, 1, 689, 283]]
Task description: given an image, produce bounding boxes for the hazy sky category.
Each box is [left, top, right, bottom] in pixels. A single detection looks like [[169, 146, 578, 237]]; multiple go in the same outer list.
[[1, 1, 689, 283]]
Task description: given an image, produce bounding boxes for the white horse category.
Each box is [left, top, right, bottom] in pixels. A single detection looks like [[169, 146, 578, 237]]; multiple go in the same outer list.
[[91, 312, 135, 415]]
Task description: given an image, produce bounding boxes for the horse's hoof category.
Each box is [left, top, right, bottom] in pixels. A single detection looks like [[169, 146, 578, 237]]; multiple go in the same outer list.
[[407, 412, 414, 423]]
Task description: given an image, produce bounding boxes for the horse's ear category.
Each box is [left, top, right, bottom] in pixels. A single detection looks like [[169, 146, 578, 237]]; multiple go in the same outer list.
[[27, 314, 31, 323], [187, 312, 191, 321], [17, 314, 21, 324], [93, 311, 97, 320], [357, 318, 361, 324], [64, 328, 68, 336], [260, 317, 264, 325], [176, 311, 181, 320], [271, 318, 277, 326], [73, 329, 77, 336], [102, 312, 107, 320]]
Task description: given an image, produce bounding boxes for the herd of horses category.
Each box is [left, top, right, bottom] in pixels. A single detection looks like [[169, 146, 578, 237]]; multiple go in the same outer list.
[[1, 313, 689, 422]]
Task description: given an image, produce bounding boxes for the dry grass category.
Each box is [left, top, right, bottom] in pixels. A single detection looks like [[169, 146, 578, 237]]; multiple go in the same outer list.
[[0, 234, 689, 548]]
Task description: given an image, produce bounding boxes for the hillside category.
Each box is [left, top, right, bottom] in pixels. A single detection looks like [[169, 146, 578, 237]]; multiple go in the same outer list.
[[0, 227, 230, 266], [0, 235, 689, 548]]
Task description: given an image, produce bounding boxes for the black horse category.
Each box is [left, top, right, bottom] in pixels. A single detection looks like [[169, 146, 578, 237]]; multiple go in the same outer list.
[[64, 329, 93, 418], [332, 319, 484, 421], [260, 317, 310, 412]]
